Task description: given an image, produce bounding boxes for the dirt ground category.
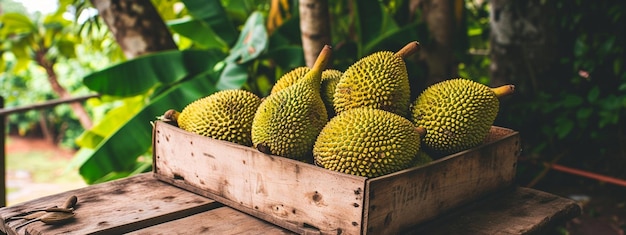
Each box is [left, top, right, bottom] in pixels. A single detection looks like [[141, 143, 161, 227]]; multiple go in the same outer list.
[[5, 135, 87, 205], [4, 135, 626, 234]]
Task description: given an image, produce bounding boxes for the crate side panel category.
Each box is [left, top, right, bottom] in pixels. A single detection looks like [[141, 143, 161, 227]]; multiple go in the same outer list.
[[363, 128, 520, 234], [153, 122, 367, 235]]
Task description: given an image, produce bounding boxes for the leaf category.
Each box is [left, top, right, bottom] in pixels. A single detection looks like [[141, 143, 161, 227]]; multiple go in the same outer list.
[[167, 17, 229, 49], [75, 95, 146, 148], [57, 38, 77, 58], [216, 62, 249, 90], [264, 46, 305, 70], [562, 94, 583, 107], [468, 27, 483, 37], [181, 0, 238, 46], [0, 13, 36, 37], [355, 0, 385, 45], [83, 50, 223, 97], [225, 11, 268, 64], [78, 71, 220, 184], [76, 46, 256, 183], [614, 59, 623, 75], [555, 118, 574, 139], [576, 107, 593, 120], [587, 86, 600, 103], [363, 20, 423, 55]]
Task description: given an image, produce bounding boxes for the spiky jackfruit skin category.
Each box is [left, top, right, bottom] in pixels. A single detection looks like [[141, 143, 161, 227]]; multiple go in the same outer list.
[[177, 89, 261, 147], [313, 108, 420, 178], [411, 78, 499, 156], [410, 151, 433, 167], [252, 70, 328, 162], [334, 51, 411, 117], [270, 67, 310, 94], [321, 69, 343, 118]]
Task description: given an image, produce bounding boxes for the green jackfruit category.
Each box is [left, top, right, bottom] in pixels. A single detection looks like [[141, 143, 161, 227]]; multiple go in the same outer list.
[[411, 78, 515, 156], [410, 151, 433, 167], [333, 41, 420, 117], [251, 46, 332, 162], [321, 69, 343, 118], [313, 107, 423, 178], [176, 89, 262, 146], [270, 67, 310, 94]]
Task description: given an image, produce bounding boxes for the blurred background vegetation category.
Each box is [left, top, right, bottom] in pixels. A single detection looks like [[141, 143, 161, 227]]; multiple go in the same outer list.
[[1, 0, 624, 188]]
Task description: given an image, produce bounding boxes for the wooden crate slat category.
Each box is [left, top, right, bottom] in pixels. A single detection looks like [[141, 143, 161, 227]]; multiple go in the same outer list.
[[363, 127, 520, 234], [153, 121, 366, 234], [0, 173, 219, 235], [153, 122, 521, 235]]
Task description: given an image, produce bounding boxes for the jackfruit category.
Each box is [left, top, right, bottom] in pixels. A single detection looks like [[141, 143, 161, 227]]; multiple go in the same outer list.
[[333, 41, 420, 117], [176, 89, 262, 146], [320, 69, 343, 118], [313, 107, 422, 178], [271, 68, 343, 119], [251, 45, 332, 162], [270, 67, 310, 94], [410, 151, 433, 167], [410, 78, 515, 156]]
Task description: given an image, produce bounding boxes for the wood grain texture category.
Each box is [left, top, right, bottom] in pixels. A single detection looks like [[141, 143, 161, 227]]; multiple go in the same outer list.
[[127, 206, 294, 235], [404, 187, 582, 235], [0, 173, 218, 235], [363, 126, 520, 234], [154, 122, 521, 235], [0, 168, 580, 235], [153, 121, 366, 235]]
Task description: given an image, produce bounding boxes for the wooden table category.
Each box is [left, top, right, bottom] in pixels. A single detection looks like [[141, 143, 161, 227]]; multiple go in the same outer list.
[[0, 173, 581, 235]]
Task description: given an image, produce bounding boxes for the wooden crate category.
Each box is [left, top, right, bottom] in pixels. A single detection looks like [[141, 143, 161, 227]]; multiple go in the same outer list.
[[152, 121, 520, 235]]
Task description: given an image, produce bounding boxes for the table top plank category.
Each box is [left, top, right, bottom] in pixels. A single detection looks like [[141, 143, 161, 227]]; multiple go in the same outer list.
[[127, 206, 294, 235], [403, 186, 582, 235], [0, 174, 581, 235], [0, 173, 219, 235]]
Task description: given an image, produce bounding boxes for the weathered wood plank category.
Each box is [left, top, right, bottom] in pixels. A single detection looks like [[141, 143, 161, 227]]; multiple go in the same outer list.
[[153, 122, 522, 235], [364, 126, 520, 234], [153, 121, 366, 235], [127, 206, 294, 235], [0, 173, 220, 235], [403, 186, 583, 235]]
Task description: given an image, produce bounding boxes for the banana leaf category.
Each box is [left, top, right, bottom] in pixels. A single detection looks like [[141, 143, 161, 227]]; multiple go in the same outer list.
[[181, 0, 238, 46], [78, 70, 221, 183], [83, 50, 218, 97], [76, 10, 269, 183]]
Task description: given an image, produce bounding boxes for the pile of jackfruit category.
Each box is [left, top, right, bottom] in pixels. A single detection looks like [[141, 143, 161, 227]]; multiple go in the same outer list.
[[163, 41, 514, 178]]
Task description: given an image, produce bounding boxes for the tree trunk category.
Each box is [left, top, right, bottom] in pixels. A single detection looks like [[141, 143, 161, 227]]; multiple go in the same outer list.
[[411, 0, 460, 86], [489, 0, 560, 89], [299, 0, 332, 68], [90, 0, 178, 59], [35, 50, 94, 130]]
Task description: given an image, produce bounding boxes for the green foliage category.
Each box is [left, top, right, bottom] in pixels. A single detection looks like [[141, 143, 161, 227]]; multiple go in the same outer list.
[[0, 4, 103, 147], [499, 1, 626, 172], [74, 0, 433, 183], [459, 0, 490, 84], [453, 1, 626, 174], [76, 7, 267, 183]]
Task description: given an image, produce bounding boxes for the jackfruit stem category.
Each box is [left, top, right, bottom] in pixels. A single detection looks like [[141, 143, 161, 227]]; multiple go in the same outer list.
[[311, 45, 333, 73], [394, 41, 421, 59], [416, 126, 427, 138], [160, 109, 180, 126], [491, 84, 515, 98]]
